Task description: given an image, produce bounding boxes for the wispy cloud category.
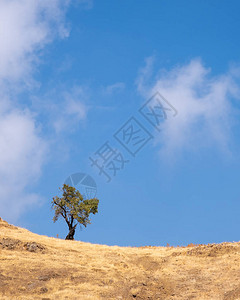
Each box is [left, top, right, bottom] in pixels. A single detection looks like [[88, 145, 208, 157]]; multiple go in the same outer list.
[[52, 86, 88, 134], [76, 0, 94, 10], [137, 58, 240, 159], [104, 82, 126, 95]]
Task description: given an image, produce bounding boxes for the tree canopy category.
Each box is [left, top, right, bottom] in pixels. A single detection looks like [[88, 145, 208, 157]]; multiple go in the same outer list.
[[52, 184, 99, 240]]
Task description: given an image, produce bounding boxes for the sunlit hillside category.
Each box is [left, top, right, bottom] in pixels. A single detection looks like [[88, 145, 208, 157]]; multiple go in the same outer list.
[[0, 217, 240, 299]]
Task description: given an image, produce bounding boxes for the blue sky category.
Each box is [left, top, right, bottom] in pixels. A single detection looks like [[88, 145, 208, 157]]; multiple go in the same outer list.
[[1, 0, 240, 246]]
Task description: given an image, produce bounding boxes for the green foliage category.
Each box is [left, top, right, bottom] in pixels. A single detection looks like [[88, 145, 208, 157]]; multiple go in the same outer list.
[[52, 184, 99, 229]]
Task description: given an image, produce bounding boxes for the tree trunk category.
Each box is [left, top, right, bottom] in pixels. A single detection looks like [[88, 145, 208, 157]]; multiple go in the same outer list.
[[65, 224, 77, 240]]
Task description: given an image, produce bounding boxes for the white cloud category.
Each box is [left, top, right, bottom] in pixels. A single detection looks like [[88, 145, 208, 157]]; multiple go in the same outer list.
[[52, 86, 88, 134], [104, 82, 125, 95], [0, 107, 47, 220], [0, 0, 69, 82], [136, 56, 155, 97], [30, 85, 88, 135], [0, 0, 70, 221], [137, 58, 240, 159], [75, 0, 93, 10]]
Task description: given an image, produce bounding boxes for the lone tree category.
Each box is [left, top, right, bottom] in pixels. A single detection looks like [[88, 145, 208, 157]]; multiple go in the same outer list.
[[52, 184, 99, 240]]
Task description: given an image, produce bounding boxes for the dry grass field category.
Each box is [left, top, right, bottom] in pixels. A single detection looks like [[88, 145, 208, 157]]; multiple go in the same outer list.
[[0, 217, 240, 300]]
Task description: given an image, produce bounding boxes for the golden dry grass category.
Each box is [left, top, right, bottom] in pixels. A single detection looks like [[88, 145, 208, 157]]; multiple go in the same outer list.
[[0, 217, 240, 300]]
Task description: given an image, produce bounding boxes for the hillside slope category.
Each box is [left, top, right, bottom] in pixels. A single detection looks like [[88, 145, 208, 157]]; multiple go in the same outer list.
[[0, 218, 240, 300]]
